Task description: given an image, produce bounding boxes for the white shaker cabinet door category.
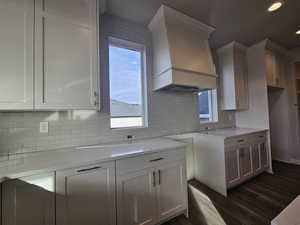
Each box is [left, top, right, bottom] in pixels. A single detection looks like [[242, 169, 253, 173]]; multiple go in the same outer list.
[[56, 162, 116, 225], [0, 0, 34, 110], [156, 160, 187, 222], [2, 173, 55, 225], [225, 147, 240, 186], [117, 168, 157, 225], [35, 0, 99, 110], [239, 146, 252, 179], [260, 141, 269, 169], [251, 143, 261, 173]]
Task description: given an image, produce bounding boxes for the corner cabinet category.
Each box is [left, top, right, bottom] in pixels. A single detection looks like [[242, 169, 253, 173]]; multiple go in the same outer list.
[[1, 173, 56, 225], [0, 0, 100, 111], [217, 42, 249, 110], [116, 149, 188, 225], [56, 162, 116, 225]]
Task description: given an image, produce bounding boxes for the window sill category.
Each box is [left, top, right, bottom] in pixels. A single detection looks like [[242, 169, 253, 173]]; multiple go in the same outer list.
[[200, 121, 219, 125], [110, 126, 148, 131]]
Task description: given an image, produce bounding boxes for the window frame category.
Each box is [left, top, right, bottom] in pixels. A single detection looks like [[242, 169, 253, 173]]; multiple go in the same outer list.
[[108, 37, 148, 130], [198, 89, 218, 124]]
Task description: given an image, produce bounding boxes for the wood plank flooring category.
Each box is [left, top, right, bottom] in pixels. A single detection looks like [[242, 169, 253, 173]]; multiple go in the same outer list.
[[163, 161, 300, 225]]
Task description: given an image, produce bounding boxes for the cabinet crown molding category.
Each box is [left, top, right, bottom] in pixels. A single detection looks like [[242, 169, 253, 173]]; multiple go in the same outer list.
[[217, 41, 247, 53]]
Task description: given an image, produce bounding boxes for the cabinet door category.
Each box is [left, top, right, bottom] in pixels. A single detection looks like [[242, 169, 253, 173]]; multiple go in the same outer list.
[[275, 54, 285, 88], [56, 162, 116, 225], [156, 160, 187, 222], [2, 173, 55, 225], [234, 47, 249, 110], [0, 0, 34, 110], [251, 143, 261, 173], [260, 142, 269, 169], [225, 148, 240, 185], [35, 0, 99, 110], [239, 146, 252, 178], [117, 168, 157, 225], [266, 51, 277, 87]]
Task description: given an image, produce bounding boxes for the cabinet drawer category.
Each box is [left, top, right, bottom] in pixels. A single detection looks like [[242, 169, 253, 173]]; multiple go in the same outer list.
[[225, 135, 250, 147], [250, 132, 267, 142], [225, 132, 267, 147], [116, 148, 185, 175]]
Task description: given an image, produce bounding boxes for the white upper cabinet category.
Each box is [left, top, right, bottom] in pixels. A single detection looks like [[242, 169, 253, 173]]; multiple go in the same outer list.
[[265, 50, 285, 88], [217, 42, 249, 110], [0, 0, 34, 110], [35, 0, 99, 110], [0, 0, 99, 111]]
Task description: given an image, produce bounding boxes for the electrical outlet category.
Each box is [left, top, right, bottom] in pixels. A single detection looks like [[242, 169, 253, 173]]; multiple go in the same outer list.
[[40, 122, 49, 133]]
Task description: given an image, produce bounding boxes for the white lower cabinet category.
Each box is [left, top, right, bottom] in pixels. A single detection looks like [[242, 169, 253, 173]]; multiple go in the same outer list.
[[116, 149, 188, 225], [225, 134, 269, 190], [225, 148, 240, 186], [196, 130, 269, 196], [0, 149, 187, 225], [260, 142, 269, 169], [56, 161, 116, 225], [251, 143, 261, 173], [239, 145, 252, 179], [1, 173, 55, 225], [116, 168, 157, 225], [156, 161, 187, 222]]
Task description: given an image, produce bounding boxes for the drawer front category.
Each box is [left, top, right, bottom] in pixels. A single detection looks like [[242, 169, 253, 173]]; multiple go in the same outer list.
[[250, 132, 267, 143], [225, 131, 267, 147], [225, 135, 250, 147], [116, 148, 185, 175]]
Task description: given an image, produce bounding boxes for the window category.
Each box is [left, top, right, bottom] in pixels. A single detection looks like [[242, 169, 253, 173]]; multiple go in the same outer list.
[[108, 38, 147, 129], [198, 90, 218, 123]]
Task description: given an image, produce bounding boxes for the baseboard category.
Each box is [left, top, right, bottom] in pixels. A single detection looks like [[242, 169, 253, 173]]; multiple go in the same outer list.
[[288, 159, 300, 165], [274, 158, 300, 165]]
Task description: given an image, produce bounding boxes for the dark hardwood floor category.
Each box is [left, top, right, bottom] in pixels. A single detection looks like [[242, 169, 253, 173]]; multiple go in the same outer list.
[[163, 161, 300, 225]]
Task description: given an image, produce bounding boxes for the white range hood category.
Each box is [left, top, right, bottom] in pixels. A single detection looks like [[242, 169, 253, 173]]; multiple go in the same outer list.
[[148, 5, 218, 92]]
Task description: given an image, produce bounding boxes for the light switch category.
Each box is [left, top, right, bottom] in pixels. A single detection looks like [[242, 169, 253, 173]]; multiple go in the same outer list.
[[40, 122, 49, 133]]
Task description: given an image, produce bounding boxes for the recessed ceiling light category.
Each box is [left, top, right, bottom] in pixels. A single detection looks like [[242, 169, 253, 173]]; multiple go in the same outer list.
[[268, 0, 284, 12], [296, 30, 300, 35]]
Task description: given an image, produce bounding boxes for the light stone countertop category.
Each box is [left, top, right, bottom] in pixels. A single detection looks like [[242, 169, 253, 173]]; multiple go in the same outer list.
[[198, 127, 268, 138], [0, 138, 186, 183]]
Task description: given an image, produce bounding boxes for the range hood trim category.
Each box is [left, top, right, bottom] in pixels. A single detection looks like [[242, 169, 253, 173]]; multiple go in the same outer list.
[[149, 5, 218, 92]]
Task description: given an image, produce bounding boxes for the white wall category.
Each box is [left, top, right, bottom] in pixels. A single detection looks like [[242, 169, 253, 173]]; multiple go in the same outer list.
[[235, 42, 270, 130], [287, 48, 300, 160]]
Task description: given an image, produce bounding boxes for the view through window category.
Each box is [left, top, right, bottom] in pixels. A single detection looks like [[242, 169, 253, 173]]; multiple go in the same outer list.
[[198, 90, 218, 123], [109, 39, 146, 129]]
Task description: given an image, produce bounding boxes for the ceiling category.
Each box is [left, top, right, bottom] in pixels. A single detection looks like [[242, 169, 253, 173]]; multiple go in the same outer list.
[[107, 0, 300, 49]]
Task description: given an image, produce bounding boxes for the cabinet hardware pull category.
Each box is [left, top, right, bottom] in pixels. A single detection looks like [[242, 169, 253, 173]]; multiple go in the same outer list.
[[94, 91, 99, 106], [149, 158, 164, 162], [238, 139, 244, 143], [77, 166, 101, 173], [153, 171, 156, 187], [158, 170, 161, 185], [259, 136, 264, 138]]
